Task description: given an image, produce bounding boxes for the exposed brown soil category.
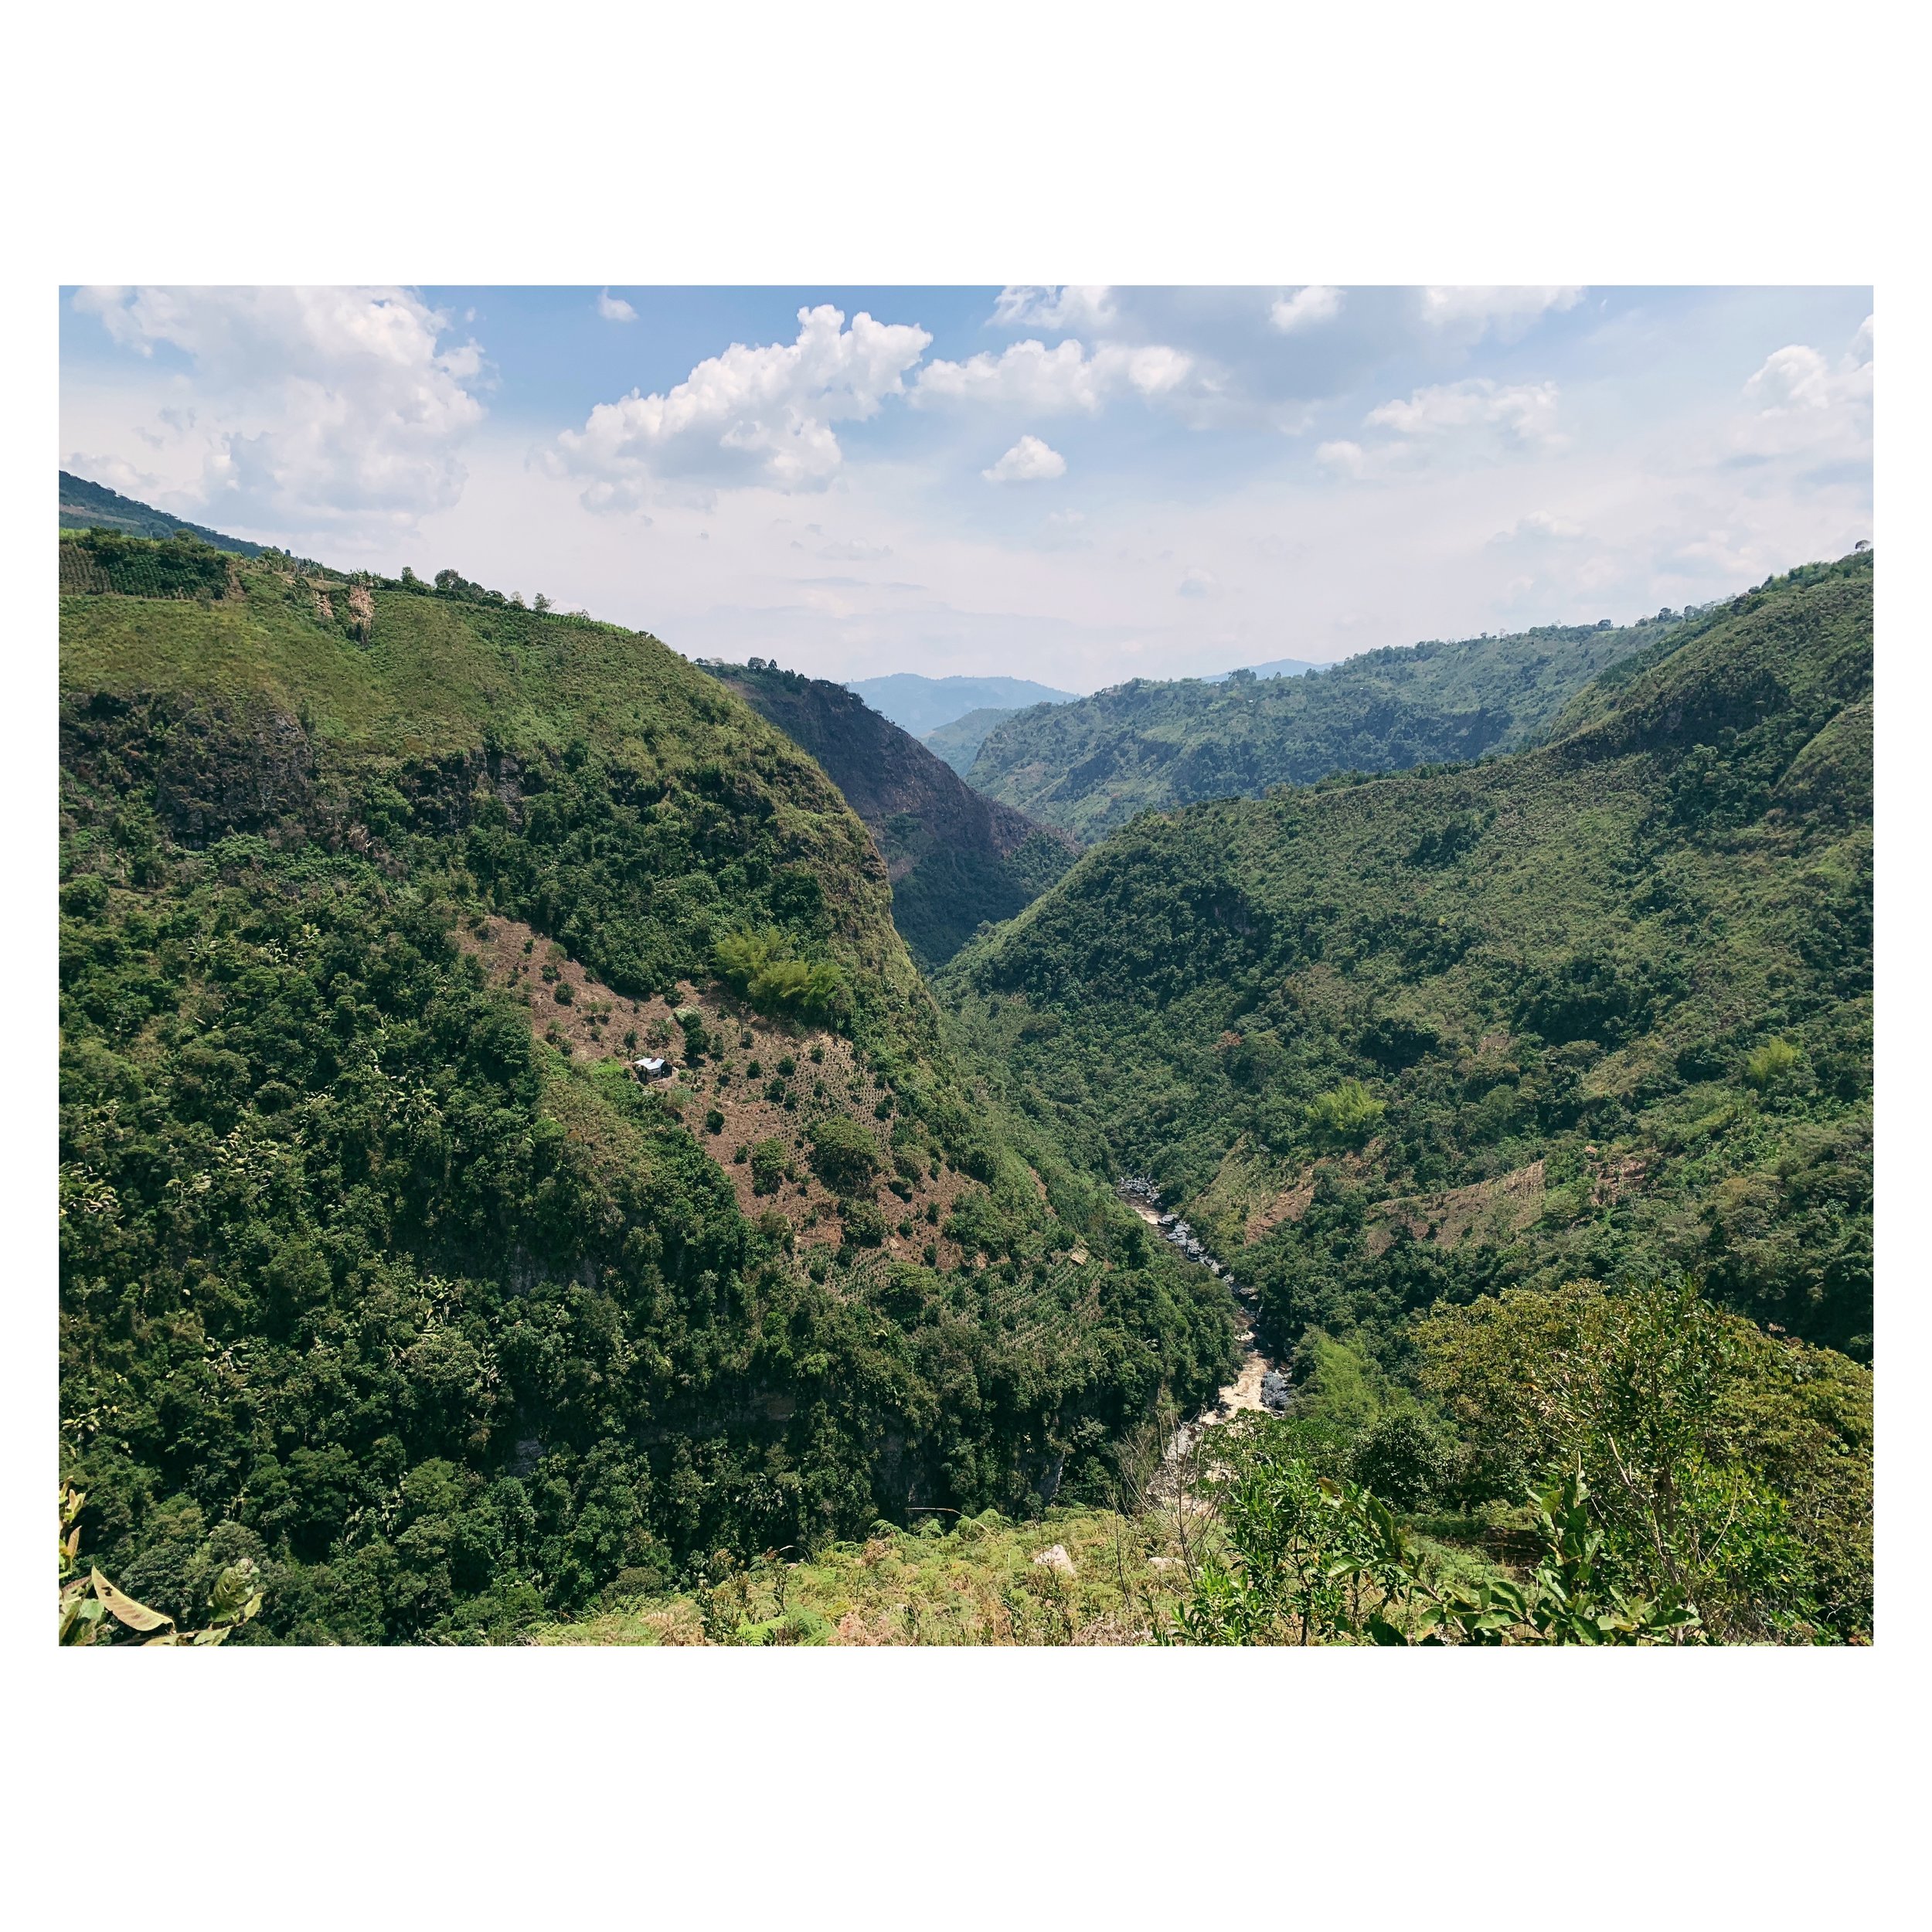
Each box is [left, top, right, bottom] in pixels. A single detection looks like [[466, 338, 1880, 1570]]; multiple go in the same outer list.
[[1245, 1168, 1318, 1243], [454, 914, 978, 1267], [1364, 1158, 1547, 1255]]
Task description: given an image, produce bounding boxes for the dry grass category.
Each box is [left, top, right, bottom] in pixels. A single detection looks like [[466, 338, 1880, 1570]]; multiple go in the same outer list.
[[521, 1505, 1211, 1648]]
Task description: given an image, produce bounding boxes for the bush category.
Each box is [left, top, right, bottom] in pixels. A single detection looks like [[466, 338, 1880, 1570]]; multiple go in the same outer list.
[[703, 1108, 726, 1135], [1351, 1410, 1454, 1512], [1304, 1079, 1385, 1150], [713, 927, 845, 1022], [1743, 1037, 1804, 1090], [808, 1116, 879, 1196], [840, 1199, 887, 1247], [748, 1139, 787, 1195]]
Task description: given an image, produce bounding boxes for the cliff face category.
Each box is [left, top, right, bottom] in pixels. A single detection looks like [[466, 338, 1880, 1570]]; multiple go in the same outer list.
[[709, 663, 1077, 971]]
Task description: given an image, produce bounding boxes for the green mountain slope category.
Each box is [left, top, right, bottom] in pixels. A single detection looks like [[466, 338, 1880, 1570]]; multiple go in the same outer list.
[[940, 552, 1872, 1362], [702, 661, 1077, 971], [968, 611, 1699, 841], [59, 543, 1234, 1643], [60, 469, 270, 556], [923, 704, 1023, 777]]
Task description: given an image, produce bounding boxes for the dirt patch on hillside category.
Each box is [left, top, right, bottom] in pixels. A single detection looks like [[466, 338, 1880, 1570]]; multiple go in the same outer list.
[[1246, 1169, 1318, 1243], [1364, 1158, 1546, 1256], [455, 913, 975, 1267]]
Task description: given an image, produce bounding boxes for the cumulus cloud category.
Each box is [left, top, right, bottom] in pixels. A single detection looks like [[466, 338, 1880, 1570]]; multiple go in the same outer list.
[[1420, 287, 1583, 342], [817, 536, 893, 560], [1176, 566, 1219, 597], [1315, 440, 1366, 478], [990, 285, 1117, 331], [597, 290, 638, 323], [553, 304, 933, 508], [1733, 315, 1872, 461], [69, 284, 487, 532], [983, 434, 1066, 483], [1366, 377, 1561, 444], [917, 337, 1192, 413], [1269, 285, 1343, 333]]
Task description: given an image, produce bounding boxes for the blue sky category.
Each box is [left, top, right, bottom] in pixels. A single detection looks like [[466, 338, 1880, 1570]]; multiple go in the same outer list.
[[60, 284, 1872, 689]]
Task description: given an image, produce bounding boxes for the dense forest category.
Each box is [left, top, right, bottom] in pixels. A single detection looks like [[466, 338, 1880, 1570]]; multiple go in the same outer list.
[[57, 531, 1234, 1643], [967, 607, 1705, 841], [699, 658, 1076, 970]]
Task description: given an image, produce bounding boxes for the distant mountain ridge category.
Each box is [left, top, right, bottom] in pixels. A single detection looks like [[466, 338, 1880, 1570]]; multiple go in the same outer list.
[[923, 706, 1026, 776], [1203, 655, 1332, 682], [846, 672, 1079, 737], [702, 661, 1079, 971], [965, 612, 1703, 842], [59, 470, 270, 557]]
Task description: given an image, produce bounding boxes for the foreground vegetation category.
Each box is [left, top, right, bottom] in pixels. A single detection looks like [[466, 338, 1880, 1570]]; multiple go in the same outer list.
[[533, 1274, 1868, 1645]]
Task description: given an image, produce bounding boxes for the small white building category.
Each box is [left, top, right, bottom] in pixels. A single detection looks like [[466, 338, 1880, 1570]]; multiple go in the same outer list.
[[634, 1056, 671, 1079]]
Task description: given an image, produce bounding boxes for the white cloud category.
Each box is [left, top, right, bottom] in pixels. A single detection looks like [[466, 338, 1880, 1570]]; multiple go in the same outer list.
[[991, 286, 1116, 331], [1176, 566, 1219, 598], [1366, 377, 1561, 444], [1269, 285, 1343, 333], [916, 337, 1192, 413], [1733, 315, 1872, 460], [553, 304, 933, 507], [1495, 509, 1584, 543], [1315, 440, 1366, 478], [983, 434, 1066, 483], [597, 290, 638, 323], [1420, 287, 1583, 342], [817, 537, 893, 560], [68, 284, 486, 531]]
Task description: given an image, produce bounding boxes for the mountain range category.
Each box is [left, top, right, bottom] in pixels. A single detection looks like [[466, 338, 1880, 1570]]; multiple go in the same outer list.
[[56, 472, 1873, 1644], [964, 612, 1706, 842]]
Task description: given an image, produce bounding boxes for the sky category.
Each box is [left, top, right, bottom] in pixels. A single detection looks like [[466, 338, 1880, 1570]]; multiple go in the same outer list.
[[59, 284, 1872, 692]]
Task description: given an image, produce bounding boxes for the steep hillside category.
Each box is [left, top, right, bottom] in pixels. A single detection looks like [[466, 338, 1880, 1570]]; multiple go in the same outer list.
[[61, 469, 270, 556], [968, 610, 1699, 842], [702, 660, 1078, 971], [59, 542, 1236, 1643], [924, 705, 1022, 777], [940, 552, 1872, 1363], [846, 672, 1077, 736]]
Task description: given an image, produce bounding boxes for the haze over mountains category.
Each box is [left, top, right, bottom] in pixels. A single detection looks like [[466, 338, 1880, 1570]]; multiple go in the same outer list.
[[845, 673, 1080, 737]]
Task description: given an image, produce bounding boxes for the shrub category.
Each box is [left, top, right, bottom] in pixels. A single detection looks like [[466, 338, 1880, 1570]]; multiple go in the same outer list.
[[703, 1108, 725, 1135], [1304, 1079, 1385, 1150], [713, 927, 846, 1022], [1743, 1038, 1804, 1090], [1351, 1410, 1454, 1512], [808, 1116, 879, 1196], [840, 1199, 887, 1247], [749, 1139, 787, 1196]]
